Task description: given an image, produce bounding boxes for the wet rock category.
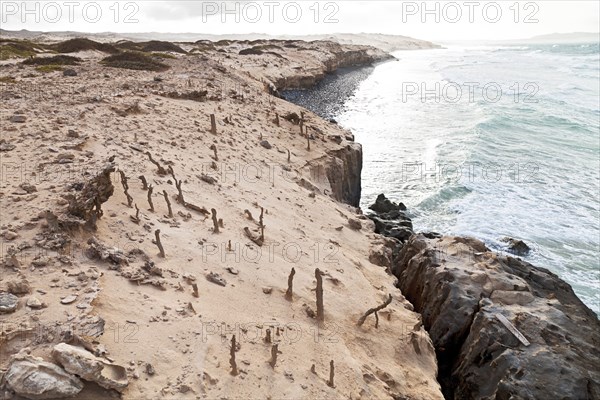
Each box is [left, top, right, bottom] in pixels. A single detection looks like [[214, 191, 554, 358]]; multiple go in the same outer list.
[[259, 140, 272, 149], [367, 194, 414, 244], [52, 343, 129, 391], [9, 115, 26, 123], [394, 234, 600, 399], [387, 226, 413, 242], [3, 354, 84, 399], [369, 193, 406, 213], [0, 292, 18, 313], [501, 237, 531, 256], [422, 232, 443, 239]]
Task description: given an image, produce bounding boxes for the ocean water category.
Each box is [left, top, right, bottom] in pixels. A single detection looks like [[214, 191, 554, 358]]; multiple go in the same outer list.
[[315, 43, 600, 313]]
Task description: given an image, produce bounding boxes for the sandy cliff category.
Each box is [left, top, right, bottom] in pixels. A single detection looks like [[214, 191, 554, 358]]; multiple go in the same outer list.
[[0, 39, 443, 399]]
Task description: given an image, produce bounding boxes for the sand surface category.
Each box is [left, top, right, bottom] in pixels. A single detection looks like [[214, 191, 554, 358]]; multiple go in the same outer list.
[[0, 41, 443, 399]]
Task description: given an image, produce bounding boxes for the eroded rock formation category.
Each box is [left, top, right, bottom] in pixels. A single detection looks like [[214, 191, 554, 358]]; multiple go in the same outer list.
[[325, 144, 363, 207], [393, 234, 600, 399], [2, 353, 84, 400], [267, 41, 393, 91]]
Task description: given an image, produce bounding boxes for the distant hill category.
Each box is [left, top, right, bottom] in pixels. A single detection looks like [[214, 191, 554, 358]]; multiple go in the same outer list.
[[0, 29, 440, 51]]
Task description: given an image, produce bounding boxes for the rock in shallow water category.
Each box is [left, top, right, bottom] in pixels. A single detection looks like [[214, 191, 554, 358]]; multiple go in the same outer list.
[[369, 193, 406, 213], [501, 236, 531, 256], [367, 194, 414, 244]]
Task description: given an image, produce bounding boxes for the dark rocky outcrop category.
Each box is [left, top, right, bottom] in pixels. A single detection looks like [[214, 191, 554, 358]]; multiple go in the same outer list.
[[362, 194, 416, 273], [367, 194, 414, 243], [501, 237, 531, 256], [269, 41, 393, 91], [325, 144, 362, 207], [393, 234, 600, 399], [369, 193, 407, 213]]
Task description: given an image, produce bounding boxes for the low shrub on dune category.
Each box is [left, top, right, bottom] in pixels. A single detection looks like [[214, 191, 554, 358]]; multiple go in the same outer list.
[[50, 38, 119, 54], [22, 55, 81, 66], [101, 52, 170, 71]]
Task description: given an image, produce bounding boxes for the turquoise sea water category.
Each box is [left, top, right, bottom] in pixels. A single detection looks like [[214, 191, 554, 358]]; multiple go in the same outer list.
[[336, 43, 600, 314]]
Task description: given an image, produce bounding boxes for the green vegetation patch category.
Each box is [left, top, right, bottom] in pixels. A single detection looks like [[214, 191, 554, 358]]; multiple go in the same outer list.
[[50, 38, 119, 54], [193, 41, 216, 52], [151, 52, 177, 59], [141, 41, 187, 54], [239, 47, 263, 56], [252, 44, 283, 51], [22, 55, 81, 66], [101, 51, 170, 72], [0, 39, 48, 60], [115, 40, 187, 54], [35, 65, 64, 73]]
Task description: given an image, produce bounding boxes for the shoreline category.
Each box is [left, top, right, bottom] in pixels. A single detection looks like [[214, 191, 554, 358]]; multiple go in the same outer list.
[[0, 35, 598, 400], [279, 48, 600, 398], [0, 37, 443, 399]]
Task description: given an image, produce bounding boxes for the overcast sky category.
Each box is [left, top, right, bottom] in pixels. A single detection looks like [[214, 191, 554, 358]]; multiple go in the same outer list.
[[1, 1, 598, 41]]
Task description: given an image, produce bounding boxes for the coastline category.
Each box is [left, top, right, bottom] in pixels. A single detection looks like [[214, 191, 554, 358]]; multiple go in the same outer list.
[[0, 35, 598, 400], [0, 37, 443, 399], [276, 46, 600, 398]]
